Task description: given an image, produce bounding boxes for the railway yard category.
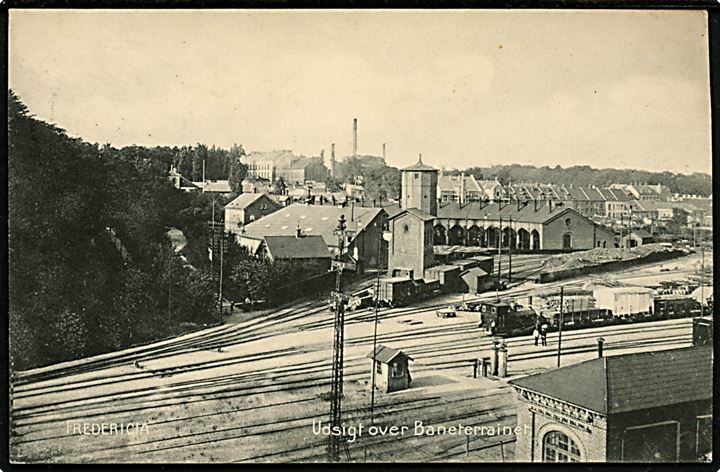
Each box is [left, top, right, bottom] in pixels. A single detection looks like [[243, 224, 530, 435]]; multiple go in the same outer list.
[[10, 251, 711, 463]]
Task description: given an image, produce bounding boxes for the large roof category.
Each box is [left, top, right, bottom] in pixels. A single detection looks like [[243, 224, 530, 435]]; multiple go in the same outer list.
[[242, 203, 384, 248], [263, 235, 330, 260], [366, 344, 413, 363], [437, 200, 582, 225], [510, 346, 712, 415]]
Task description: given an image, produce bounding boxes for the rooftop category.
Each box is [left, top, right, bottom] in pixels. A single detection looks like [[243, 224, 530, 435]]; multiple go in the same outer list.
[[241, 203, 384, 248], [225, 192, 277, 210], [263, 235, 331, 260], [366, 344, 413, 364], [403, 155, 437, 172], [510, 346, 712, 415], [437, 200, 582, 225]]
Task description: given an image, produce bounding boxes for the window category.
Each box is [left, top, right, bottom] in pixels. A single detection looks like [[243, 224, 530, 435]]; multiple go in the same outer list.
[[414, 173, 419, 179], [391, 362, 404, 377], [543, 431, 581, 462], [375, 361, 382, 375], [565, 218, 571, 227], [696, 415, 712, 459]]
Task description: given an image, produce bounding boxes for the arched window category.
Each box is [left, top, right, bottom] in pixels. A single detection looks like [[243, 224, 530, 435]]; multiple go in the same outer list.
[[543, 431, 581, 462]]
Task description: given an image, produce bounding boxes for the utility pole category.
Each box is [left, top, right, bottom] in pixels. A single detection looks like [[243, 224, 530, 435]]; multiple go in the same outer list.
[[219, 231, 226, 314], [497, 216, 503, 281], [370, 222, 389, 424], [508, 217, 512, 283], [700, 229, 705, 317], [557, 286, 564, 367], [329, 214, 348, 462]]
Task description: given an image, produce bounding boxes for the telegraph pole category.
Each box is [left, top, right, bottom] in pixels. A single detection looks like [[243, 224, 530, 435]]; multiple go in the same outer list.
[[557, 286, 564, 367], [497, 216, 503, 281], [329, 214, 348, 462], [508, 217, 512, 283]]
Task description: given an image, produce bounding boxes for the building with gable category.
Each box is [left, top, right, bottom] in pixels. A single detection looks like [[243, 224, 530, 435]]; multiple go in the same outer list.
[[509, 346, 712, 462]]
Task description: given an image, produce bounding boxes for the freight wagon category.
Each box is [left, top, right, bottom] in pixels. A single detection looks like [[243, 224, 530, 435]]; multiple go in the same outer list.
[[376, 276, 441, 307]]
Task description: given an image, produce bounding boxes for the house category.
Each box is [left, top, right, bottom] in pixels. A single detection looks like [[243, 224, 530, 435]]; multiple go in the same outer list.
[[478, 179, 506, 202], [224, 193, 282, 233], [437, 172, 484, 203], [237, 203, 387, 270], [621, 230, 654, 248], [366, 345, 413, 393], [510, 346, 712, 462], [259, 234, 331, 269]]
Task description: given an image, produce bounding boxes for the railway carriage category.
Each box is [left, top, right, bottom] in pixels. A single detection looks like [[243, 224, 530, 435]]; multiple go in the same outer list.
[[376, 276, 441, 307]]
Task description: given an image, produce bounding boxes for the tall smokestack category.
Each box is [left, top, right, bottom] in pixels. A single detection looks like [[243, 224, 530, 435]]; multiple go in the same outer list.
[[331, 143, 336, 177], [460, 172, 466, 205], [352, 118, 358, 157], [382, 142, 386, 161]]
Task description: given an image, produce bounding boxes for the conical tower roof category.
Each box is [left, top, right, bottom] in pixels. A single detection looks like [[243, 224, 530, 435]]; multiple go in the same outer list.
[[403, 154, 437, 172]]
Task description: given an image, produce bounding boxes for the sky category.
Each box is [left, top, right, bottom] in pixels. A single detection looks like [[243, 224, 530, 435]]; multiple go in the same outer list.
[[9, 9, 712, 175]]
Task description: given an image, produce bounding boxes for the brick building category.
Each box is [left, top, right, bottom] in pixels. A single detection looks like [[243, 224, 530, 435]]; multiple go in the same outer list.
[[510, 346, 712, 462]]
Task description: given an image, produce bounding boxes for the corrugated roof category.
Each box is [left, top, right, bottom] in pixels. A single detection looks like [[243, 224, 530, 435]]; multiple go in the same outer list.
[[366, 344, 413, 363], [242, 203, 384, 248], [510, 346, 712, 414], [263, 235, 331, 260]]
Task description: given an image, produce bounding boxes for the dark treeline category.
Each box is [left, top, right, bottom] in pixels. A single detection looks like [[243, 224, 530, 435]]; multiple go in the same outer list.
[[331, 156, 402, 203], [8, 91, 226, 370], [444, 164, 711, 197]]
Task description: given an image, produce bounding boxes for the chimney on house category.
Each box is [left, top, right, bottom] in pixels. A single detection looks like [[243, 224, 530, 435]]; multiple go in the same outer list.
[[296, 222, 302, 238], [352, 118, 358, 157], [549, 200, 554, 212]]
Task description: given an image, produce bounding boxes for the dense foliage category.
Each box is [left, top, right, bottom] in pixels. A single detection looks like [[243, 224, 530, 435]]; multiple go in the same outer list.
[[8, 91, 221, 370]]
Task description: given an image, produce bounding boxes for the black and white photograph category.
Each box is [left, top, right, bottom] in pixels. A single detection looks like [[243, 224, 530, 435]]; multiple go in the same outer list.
[[7, 8, 714, 464]]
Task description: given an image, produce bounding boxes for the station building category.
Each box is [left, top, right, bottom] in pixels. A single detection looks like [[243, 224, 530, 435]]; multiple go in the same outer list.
[[509, 346, 712, 462]]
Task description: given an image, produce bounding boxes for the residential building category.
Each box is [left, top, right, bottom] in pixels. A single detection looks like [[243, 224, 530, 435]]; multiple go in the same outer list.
[[224, 193, 282, 233], [437, 172, 484, 203]]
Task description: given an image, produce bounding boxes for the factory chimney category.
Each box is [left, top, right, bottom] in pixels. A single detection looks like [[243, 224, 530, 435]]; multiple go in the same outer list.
[[331, 143, 336, 177], [382, 142, 386, 162], [352, 118, 358, 157], [460, 172, 466, 205]]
